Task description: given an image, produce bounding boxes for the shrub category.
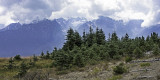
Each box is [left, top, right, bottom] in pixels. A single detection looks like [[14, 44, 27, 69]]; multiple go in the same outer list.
[[17, 61, 28, 77], [157, 74, 160, 80], [113, 55, 121, 60], [133, 47, 143, 58], [14, 55, 22, 61], [7, 57, 14, 69], [113, 64, 127, 74], [28, 59, 35, 68], [125, 56, 132, 63]]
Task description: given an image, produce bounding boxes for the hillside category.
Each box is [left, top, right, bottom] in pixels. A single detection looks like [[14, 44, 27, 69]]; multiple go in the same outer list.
[[0, 54, 160, 80], [0, 19, 64, 57], [0, 27, 160, 80]]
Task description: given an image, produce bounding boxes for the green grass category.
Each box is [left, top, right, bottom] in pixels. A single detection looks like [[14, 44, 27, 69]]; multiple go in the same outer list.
[[107, 75, 122, 80], [34, 59, 53, 68], [140, 63, 151, 67], [0, 58, 54, 80], [56, 70, 69, 75]]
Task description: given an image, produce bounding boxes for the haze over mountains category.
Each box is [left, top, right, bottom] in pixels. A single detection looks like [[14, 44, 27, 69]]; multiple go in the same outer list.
[[0, 16, 160, 57]]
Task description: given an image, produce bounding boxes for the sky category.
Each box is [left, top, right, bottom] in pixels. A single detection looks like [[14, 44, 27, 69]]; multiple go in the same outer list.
[[0, 0, 160, 29]]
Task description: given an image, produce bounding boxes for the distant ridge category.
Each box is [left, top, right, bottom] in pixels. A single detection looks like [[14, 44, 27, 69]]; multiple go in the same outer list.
[[0, 16, 160, 57]]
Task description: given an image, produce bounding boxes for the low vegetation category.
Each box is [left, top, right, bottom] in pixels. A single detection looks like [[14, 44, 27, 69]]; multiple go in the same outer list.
[[113, 63, 127, 74], [108, 75, 122, 80], [140, 63, 151, 67]]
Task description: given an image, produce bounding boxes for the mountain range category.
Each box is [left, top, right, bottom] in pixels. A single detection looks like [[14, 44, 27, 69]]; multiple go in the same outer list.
[[0, 16, 160, 57]]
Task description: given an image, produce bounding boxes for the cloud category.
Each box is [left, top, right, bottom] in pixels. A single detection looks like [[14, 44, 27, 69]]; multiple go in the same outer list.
[[0, 0, 65, 26], [0, 0, 160, 27]]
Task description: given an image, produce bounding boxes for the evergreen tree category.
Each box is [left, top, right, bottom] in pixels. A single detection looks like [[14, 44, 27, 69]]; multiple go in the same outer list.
[[51, 47, 57, 59], [151, 32, 158, 43], [14, 55, 22, 61], [8, 57, 14, 69], [54, 50, 71, 70], [146, 35, 150, 42], [54, 47, 57, 52], [96, 28, 105, 45], [74, 31, 82, 47], [95, 27, 99, 44], [73, 53, 85, 67], [91, 44, 101, 60], [63, 28, 75, 51], [18, 61, 28, 77], [127, 41, 136, 57], [33, 54, 38, 62], [40, 51, 44, 59], [139, 36, 146, 52], [111, 32, 118, 42], [99, 50, 109, 60], [153, 44, 160, 55], [124, 33, 129, 41], [87, 26, 94, 47], [45, 51, 50, 59], [108, 33, 111, 41], [133, 47, 143, 58], [82, 29, 87, 45], [108, 42, 118, 58]]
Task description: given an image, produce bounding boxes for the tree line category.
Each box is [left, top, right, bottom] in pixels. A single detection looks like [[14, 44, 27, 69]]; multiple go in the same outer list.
[[51, 27, 160, 70]]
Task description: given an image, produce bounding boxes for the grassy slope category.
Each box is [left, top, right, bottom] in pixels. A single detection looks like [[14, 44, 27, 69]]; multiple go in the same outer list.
[[0, 57, 53, 80], [0, 55, 160, 80]]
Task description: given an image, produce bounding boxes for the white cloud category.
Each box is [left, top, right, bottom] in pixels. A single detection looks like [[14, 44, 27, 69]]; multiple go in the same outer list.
[[0, 6, 16, 27], [0, 0, 160, 27], [0, 6, 4, 14], [50, 0, 160, 27]]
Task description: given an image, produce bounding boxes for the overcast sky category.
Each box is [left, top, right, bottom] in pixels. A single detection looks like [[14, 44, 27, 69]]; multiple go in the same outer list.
[[0, 0, 160, 29]]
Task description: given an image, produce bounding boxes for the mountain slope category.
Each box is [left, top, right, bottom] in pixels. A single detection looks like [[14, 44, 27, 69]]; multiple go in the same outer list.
[[0, 19, 64, 57], [78, 16, 144, 38]]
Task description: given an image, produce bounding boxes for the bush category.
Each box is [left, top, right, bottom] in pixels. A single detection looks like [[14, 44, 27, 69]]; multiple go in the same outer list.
[[14, 55, 22, 61], [133, 47, 143, 58], [125, 56, 132, 63], [157, 74, 160, 80], [113, 55, 121, 60], [17, 61, 28, 77], [113, 64, 127, 74]]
